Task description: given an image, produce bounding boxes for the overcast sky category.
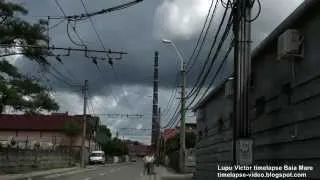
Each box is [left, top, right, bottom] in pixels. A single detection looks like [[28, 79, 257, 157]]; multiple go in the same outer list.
[[8, 0, 303, 144]]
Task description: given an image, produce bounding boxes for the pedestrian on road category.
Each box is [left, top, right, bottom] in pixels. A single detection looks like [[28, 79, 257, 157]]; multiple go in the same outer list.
[[143, 154, 148, 174], [143, 152, 154, 175]]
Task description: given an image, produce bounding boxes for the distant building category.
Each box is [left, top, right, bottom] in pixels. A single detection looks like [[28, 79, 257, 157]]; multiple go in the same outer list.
[[161, 123, 197, 142]]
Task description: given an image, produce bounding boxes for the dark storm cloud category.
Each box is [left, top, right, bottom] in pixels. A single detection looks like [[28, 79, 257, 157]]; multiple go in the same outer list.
[[9, 0, 304, 144], [15, 0, 304, 95]]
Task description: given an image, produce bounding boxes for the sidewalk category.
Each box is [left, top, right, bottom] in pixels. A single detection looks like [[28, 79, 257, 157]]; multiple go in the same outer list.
[[0, 162, 132, 180], [155, 166, 193, 180], [0, 167, 81, 180]]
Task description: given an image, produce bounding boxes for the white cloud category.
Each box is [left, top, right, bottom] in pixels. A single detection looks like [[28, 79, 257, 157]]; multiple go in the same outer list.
[[153, 0, 211, 40], [136, 124, 143, 130]]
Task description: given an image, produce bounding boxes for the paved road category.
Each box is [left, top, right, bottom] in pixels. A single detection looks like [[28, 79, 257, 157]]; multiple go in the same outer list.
[[34, 163, 162, 180]]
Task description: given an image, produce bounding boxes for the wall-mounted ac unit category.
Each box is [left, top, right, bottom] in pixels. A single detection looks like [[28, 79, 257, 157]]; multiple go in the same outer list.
[[225, 77, 234, 98], [277, 29, 304, 60]]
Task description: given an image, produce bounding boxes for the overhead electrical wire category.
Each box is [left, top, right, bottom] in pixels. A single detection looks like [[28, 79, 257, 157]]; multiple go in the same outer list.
[[54, 0, 87, 47], [54, 0, 143, 21], [186, 0, 219, 73], [163, 0, 234, 129], [197, 41, 233, 104], [162, 103, 180, 128], [186, 12, 234, 109], [186, 1, 232, 99], [47, 70, 80, 88], [48, 19, 65, 30], [54, 0, 67, 17], [161, 71, 179, 119], [80, 0, 106, 55], [247, 0, 261, 22], [49, 65, 79, 85], [163, 0, 220, 128], [79, 0, 134, 110]]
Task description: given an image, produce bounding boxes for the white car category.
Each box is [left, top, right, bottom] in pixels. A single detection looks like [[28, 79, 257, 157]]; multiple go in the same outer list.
[[89, 151, 106, 165]]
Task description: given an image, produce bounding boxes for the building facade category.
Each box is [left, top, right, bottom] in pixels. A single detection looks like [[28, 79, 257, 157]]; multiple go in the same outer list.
[[193, 1, 320, 179], [0, 113, 100, 152]]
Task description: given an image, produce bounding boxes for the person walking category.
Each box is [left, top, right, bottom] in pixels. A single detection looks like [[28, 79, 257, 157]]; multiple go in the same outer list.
[[143, 154, 148, 175], [143, 152, 153, 175]]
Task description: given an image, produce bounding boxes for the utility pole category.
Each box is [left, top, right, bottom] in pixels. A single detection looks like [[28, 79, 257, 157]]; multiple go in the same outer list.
[[156, 107, 161, 166], [180, 62, 186, 173], [233, 0, 253, 170], [161, 39, 186, 173], [151, 51, 159, 150], [81, 80, 88, 168]]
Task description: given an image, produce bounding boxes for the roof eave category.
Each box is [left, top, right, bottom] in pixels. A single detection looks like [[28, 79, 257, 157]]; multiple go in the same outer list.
[[252, 0, 320, 60]]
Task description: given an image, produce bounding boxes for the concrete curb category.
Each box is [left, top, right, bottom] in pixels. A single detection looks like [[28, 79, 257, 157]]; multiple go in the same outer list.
[[155, 166, 193, 180], [0, 162, 133, 180], [0, 167, 79, 180]]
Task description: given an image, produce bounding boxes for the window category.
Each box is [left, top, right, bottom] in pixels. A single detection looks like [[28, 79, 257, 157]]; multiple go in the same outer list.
[[255, 96, 266, 116], [204, 126, 209, 137], [229, 112, 234, 128], [218, 117, 224, 131], [250, 72, 255, 90], [282, 83, 292, 105]]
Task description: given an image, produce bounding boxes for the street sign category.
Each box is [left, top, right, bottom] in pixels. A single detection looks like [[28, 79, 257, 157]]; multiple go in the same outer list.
[[236, 138, 253, 165]]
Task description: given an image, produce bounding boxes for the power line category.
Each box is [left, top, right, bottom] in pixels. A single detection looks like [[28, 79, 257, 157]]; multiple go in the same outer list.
[[161, 72, 179, 119], [0, 44, 127, 55], [80, 0, 106, 55], [54, 0, 67, 17], [50, 0, 143, 21], [185, 2, 230, 99], [196, 41, 233, 104], [186, 10, 234, 109], [78, 0, 134, 110], [186, 3, 232, 100], [47, 70, 80, 88], [186, 0, 219, 72]]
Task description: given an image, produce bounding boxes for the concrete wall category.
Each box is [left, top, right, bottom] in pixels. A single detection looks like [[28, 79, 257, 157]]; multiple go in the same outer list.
[[249, 11, 320, 179], [0, 130, 91, 148], [194, 7, 320, 180], [0, 148, 75, 174], [195, 85, 233, 180]]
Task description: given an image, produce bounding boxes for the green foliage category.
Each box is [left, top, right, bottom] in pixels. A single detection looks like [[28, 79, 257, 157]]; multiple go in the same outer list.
[[102, 137, 128, 156], [64, 121, 81, 137], [0, 1, 49, 64], [96, 124, 112, 145], [0, 1, 59, 114], [185, 131, 197, 148], [165, 132, 197, 154]]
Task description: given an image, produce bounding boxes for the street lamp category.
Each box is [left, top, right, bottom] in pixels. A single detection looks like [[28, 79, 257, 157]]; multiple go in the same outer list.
[[161, 39, 185, 71], [161, 38, 186, 173]]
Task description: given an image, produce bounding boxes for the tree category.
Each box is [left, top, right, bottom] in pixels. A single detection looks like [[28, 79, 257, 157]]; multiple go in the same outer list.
[[102, 137, 128, 157], [0, 1, 58, 114], [96, 124, 112, 146], [165, 132, 197, 154], [64, 121, 81, 150], [0, 0, 49, 62]]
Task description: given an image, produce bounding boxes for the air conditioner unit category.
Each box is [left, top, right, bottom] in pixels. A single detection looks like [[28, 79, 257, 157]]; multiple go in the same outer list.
[[277, 29, 304, 60], [224, 77, 234, 98]]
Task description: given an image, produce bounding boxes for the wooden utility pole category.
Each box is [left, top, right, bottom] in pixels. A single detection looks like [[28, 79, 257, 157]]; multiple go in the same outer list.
[[156, 107, 161, 165], [81, 80, 88, 168]]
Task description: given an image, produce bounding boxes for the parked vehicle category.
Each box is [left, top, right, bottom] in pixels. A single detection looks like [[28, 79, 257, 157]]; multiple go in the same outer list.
[[89, 151, 106, 165], [131, 157, 137, 162]]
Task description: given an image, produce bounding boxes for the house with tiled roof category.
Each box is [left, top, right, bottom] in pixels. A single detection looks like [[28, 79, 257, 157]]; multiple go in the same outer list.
[[0, 113, 100, 151]]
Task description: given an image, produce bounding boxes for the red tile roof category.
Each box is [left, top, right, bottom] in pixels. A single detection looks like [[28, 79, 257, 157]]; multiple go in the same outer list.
[[162, 128, 177, 141], [0, 114, 82, 131]]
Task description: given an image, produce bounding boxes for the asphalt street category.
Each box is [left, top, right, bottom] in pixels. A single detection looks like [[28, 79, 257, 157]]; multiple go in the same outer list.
[[33, 162, 162, 180]]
